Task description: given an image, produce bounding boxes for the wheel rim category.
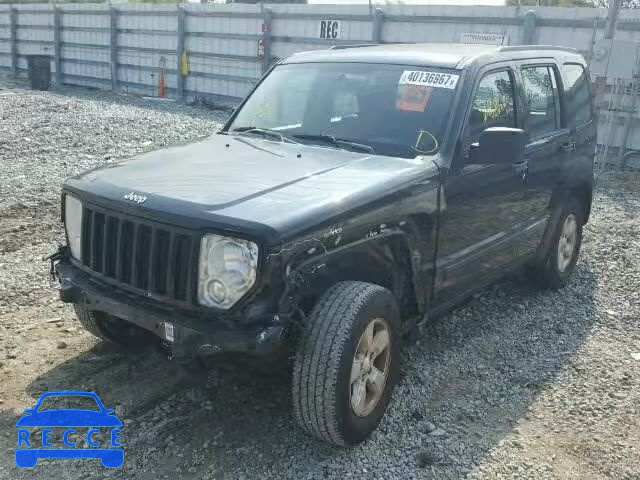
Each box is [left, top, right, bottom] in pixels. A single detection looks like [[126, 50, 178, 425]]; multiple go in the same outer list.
[[557, 213, 578, 273], [350, 318, 391, 417]]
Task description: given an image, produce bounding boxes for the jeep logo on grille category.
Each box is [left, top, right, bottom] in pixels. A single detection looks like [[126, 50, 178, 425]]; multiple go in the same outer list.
[[123, 192, 147, 204]]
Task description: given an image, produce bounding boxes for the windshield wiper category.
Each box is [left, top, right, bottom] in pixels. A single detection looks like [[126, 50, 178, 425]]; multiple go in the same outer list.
[[230, 127, 297, 144], [291, 134, 375, 154], [231, 126, 283, 140]]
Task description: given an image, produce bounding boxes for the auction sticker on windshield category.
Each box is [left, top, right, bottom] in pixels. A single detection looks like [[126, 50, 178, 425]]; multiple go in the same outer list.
[[399, 71, 459, 89], [397, 85, 433, 112]]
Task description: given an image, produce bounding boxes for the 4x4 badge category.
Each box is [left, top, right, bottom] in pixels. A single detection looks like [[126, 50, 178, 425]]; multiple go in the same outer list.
[[123, 192, 147, 204]]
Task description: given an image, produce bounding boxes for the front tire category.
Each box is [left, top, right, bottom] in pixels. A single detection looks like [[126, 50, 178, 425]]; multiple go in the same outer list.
[[74, 304, 147, 347], [292, 281, 401, 446]]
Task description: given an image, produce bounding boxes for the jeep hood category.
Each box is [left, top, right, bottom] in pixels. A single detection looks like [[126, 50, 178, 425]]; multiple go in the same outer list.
[[65, 134, 438, 244]]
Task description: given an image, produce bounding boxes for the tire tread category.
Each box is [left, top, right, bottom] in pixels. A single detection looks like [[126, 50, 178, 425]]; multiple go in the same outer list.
[[74, 304, 113, 342], [292, 281, 389, 446]]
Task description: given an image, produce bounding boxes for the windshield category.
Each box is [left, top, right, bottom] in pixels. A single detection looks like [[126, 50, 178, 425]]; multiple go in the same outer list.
[[227, 62, 459, 158]]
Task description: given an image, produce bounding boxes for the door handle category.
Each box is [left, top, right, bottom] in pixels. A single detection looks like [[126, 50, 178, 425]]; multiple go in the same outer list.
[[561, 141, 576, 152]]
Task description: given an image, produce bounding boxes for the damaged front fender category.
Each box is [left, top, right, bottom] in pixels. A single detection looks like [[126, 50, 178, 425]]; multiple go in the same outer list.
[[269, 183, 442, 329]]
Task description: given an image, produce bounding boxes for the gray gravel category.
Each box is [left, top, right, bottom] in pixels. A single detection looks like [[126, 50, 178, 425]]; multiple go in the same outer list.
[[0, 80, 226, 210], [0, 78, 226, 317], [0, 76, 639, 480]]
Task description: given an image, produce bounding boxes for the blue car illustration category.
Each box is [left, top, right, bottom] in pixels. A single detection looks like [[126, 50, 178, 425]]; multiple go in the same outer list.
[[15, 391, 123, 468]]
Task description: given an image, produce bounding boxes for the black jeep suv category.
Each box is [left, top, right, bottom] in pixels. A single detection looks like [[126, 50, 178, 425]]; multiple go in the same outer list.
[[52, 44, 596, 446]]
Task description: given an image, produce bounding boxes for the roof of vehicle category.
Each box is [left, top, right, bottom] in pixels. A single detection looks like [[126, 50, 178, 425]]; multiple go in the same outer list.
[[283, 43, 584, 69]]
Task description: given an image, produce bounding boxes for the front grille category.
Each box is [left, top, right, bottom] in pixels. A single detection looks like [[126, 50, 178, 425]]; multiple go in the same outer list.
[[80, 205, 195, 304]]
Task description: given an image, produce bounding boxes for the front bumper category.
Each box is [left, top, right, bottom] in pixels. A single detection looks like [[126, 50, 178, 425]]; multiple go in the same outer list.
[[55, 261, 285, 360]]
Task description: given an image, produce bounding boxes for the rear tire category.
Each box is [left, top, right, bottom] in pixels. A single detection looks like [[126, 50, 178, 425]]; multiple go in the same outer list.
[[530, 197, 585, 289], [292, 281, 401, 446], [74, 304, 147, 347]]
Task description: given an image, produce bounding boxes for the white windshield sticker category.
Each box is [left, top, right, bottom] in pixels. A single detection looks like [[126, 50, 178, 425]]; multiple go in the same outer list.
[[399, 71, 459, 89]]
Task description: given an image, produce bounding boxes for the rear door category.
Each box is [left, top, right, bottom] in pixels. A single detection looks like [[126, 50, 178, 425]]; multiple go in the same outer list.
[[514, 61, 572, 242], [561, 62, 597, 178]]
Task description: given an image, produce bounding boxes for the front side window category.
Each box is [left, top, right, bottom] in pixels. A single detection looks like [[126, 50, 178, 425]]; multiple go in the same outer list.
[[563, 63, 592, 126], [521, 66, 558, 138], [469, 70, 516, 141], [228, 63, 460, 158]]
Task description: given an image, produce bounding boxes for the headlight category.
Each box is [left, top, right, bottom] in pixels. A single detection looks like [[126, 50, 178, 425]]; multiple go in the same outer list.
[[197, 234, 259, 309], [64, 194, 83, 260]]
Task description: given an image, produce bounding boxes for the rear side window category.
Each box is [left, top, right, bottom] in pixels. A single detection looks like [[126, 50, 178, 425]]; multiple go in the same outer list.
[[521, 66, 558, 138], [469, 70, 516, 140], [563, 63, 592, 126]]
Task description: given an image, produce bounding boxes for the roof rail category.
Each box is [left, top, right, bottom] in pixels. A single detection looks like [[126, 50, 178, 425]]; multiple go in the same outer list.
[[329, 43, 380, 50], [499, 45, 580, 54]]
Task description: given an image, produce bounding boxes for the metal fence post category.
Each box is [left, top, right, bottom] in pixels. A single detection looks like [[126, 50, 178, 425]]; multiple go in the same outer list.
[[522, 10, 537, 45], [587, 17, 598, 63], [54, 8, 62, 87], [176, 6, 186, 101], [372, 8, 384, 44], [261, 8, 272, 74], [604, 0, 621, 40], [9, 7, 17, 76], [110, 7, 118, 92]]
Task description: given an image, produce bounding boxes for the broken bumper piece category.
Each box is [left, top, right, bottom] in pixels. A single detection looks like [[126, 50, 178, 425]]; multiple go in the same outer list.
[[55, 261, 285, 360]]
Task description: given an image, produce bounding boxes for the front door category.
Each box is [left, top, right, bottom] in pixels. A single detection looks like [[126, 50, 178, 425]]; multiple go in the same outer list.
[[434, 66, 531, 309]]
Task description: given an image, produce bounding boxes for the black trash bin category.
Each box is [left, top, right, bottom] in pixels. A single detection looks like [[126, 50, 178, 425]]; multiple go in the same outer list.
[[26, 55, 52, 91]]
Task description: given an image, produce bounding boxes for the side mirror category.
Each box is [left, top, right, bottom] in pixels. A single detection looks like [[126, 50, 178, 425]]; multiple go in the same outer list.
[[472, 127, 528, 165]]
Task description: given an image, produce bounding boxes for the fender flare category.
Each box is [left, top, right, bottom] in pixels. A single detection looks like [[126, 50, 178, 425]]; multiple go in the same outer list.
[[277, 227, 430, 324]]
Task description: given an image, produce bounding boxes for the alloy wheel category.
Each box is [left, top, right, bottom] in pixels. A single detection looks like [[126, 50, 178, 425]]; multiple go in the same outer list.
[[350, 318, 392, 417], [557, 213, 578, 272]]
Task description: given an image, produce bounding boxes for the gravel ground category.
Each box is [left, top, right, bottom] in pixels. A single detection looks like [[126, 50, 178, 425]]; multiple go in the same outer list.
[[0, 76, 638, 480]]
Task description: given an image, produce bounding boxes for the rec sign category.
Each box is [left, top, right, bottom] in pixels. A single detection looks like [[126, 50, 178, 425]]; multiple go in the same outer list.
[[318, 20, 342, 40]]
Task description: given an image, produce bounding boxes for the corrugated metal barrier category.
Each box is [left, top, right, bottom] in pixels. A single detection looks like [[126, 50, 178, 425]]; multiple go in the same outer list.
[[1, 3, 639, 166]]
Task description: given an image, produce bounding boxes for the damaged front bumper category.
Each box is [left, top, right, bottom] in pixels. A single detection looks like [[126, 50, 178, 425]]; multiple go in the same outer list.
[[54, 259, 286, 361]]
